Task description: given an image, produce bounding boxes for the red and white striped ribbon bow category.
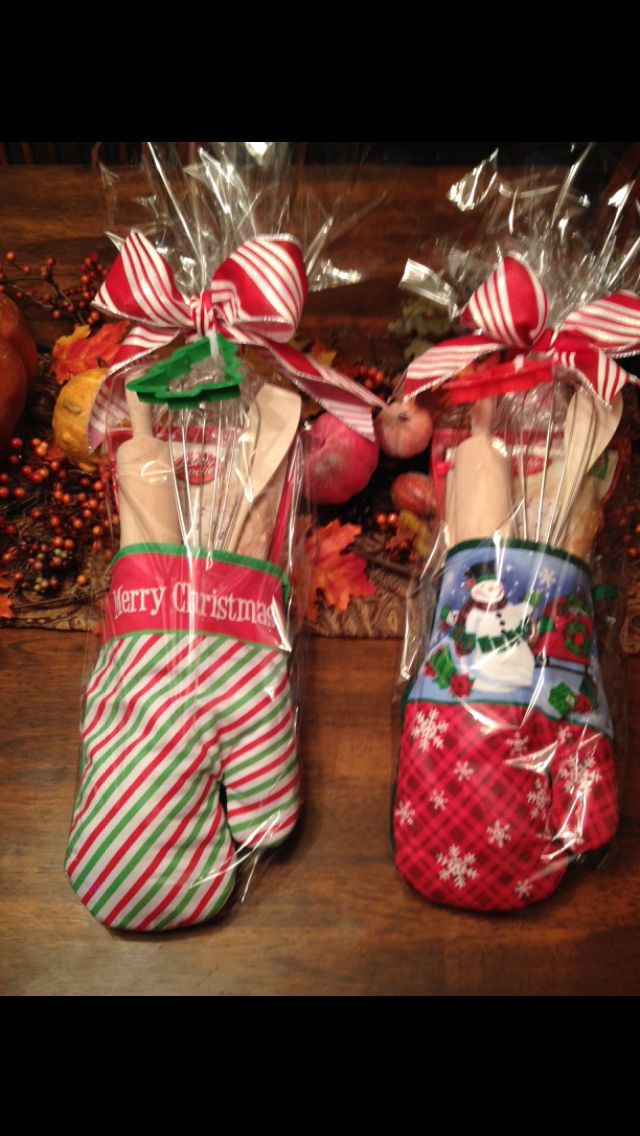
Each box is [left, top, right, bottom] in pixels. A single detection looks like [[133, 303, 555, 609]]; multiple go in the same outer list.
[[88, 230, 385, 449], [403, 256, 640, 405]]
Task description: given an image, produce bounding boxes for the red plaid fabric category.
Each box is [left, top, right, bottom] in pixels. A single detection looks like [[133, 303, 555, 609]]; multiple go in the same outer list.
[[393, 701, 617, 911]]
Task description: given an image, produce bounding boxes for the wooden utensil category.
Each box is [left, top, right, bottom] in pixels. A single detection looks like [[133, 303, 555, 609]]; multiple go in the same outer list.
[[451, 398, 513, 543], [227, 383, 302, 553], [443, 458, 457, 548], [235, 456, 288, 561], [116, 388, 181, 548]]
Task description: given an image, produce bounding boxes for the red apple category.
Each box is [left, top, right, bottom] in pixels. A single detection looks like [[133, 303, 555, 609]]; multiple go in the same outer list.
[[391, 472, 437, 518], [374, 399, 433, 459], [303, 413, 379, 505]]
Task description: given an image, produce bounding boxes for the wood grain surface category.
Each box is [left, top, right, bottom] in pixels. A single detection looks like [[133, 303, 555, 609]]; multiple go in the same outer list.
[[1, 629, 638, 997], [0, 163, 470, 347], [1, 164, 639, 997]]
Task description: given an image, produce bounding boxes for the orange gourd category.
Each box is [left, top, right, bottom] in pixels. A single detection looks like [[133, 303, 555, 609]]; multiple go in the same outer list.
[[0, 337, 28, 454], [52, 367, 107, 471]]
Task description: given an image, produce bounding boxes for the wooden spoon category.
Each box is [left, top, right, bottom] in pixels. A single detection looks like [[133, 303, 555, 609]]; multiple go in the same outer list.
[[227, 383, 301, 552], [235, 457, 288, 561]]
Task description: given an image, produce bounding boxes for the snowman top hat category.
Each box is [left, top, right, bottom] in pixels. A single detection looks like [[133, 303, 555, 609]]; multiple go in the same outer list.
[[466, 560, 498, 585]]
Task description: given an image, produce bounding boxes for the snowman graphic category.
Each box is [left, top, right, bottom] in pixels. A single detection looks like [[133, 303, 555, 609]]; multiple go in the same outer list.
[[441, 560, 540, 695]]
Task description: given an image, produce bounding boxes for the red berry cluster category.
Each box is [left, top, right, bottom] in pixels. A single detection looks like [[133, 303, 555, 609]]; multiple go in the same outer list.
[[374, 510, 399, 532], [353, 364, 386, 393], [0, 435, 117, 612], [0, 250, 108, 326], [616, 502, 640, 560]]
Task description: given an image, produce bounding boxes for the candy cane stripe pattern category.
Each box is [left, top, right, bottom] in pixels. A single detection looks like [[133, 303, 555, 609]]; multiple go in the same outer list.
[[554, 350, 629, 406], [66, 634, 299, 930], [65, 550, 300, 932], [402, 334, 501, 388], [89, 231, 384, 450], [97, 230, 192, 329], [558, 292, 640, 350], [403, 256, 640, 402], [227, 240, 302, 330], [464, 258, 545, 347]]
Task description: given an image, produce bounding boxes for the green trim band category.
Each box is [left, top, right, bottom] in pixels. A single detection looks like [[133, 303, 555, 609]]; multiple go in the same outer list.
[[111, 542, 290, 604], [445, 537, 591, 575], [100, 628, 287, 654], [406, 691, 612, 741]]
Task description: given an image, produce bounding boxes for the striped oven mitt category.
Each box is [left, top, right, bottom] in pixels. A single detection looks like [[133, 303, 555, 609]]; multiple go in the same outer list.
[[65, 544, 299, 932], [393, 541, 618, 911]]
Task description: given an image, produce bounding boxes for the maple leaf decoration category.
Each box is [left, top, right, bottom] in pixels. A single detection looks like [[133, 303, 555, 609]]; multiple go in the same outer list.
[[304, 520, 376, 622], [0, 572, 14, 620], [52, 321, 129, 385], [288, 339, 337, 369], [308, 341, 337, 368]]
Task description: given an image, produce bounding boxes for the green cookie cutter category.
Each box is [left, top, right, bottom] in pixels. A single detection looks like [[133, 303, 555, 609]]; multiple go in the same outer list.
[[127, 334, 243, 408]]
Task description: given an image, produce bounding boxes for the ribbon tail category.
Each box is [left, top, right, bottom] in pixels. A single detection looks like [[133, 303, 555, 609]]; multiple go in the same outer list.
[[401, 334, 502, 399], [553, 348, 632, 407], [286, 374, 377, 441], [219, 325, 383, 440], [262, 341, 385, 441], [556, 291, 640, 354]]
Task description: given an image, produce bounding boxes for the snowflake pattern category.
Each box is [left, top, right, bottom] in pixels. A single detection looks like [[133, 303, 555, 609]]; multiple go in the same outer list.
[[411, 708, 448, 752], [526, 777, 551, 821], [558, 753, 601, 795], [507, 733, 529, 756], [395, 800, 415, 828], [557, 819, 585, 849], [538, 566, 557, 589], [557, 725, 573, 746], [486, 820, 512, 848], [429, 789, 449, 812], [453, 760, 475, 782], [515, 878, 532, 899], [436, 845, 479, 890]]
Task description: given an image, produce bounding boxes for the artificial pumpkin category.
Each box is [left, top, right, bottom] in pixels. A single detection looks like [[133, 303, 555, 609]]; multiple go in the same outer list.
[[0, 337, 28, 454], [52, 367, 107, 471], [0, 293, 39, 386]]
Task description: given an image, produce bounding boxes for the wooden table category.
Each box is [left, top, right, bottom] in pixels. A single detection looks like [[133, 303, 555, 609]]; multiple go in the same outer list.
[[1, 163, 639, 997]]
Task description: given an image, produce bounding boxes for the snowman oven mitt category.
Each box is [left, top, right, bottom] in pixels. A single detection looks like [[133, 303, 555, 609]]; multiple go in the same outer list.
[[65, 544, 300, 931], [393, 543, 618, 911]]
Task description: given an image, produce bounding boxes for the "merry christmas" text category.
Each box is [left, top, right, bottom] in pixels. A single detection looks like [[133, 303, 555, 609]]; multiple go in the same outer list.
[[111, 583, 277, 629]]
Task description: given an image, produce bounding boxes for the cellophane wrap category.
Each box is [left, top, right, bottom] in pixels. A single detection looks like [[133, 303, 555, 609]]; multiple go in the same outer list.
[[94, 140, 384, 294], [393, 146, 640, 911], [66, 141, 380, 931]]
